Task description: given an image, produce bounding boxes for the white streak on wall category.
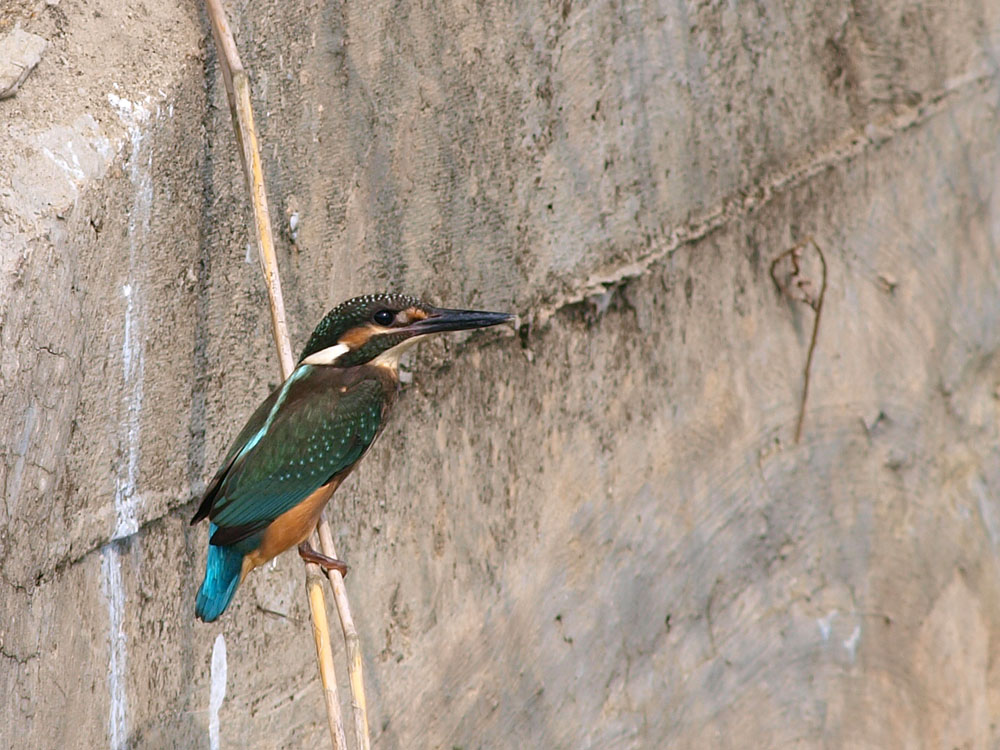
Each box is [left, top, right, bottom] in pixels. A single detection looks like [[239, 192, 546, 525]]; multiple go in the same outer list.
[[41, 145, 86, 180], [843, 625, 862, 661], [101, 544, 129, 750], [113, 281, 143, 540], [99, 91, 157, 750], [816, 610, 836, 641], [209, 634, 228, 750], [110, 92, 152, 541]]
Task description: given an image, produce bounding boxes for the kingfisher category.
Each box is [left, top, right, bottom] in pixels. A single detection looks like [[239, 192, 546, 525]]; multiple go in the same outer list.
[[191, 293, 511, 621]]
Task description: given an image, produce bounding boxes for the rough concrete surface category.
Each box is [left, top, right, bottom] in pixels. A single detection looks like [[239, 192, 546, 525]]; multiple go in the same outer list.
[[1, 0, 999, 747], [0, 27, 47, 99]]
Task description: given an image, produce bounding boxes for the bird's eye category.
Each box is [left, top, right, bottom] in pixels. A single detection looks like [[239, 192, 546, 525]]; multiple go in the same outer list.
[[373, 309, 395, 326]]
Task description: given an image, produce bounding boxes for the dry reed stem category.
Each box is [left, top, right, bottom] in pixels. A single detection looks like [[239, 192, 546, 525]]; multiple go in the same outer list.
[[203, 0, 293, 374], [203, 1, 352, 747], [308, 564, 349, 750], [319, 516, 371, 750]]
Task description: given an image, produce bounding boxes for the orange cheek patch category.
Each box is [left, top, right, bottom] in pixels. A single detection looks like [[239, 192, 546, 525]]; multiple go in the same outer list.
[[403, 307, 428, 324], [339, 324, 378, 349]]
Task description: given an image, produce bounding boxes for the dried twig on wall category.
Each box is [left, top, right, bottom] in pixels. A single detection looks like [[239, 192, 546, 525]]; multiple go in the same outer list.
[[770, 237, 828, 443], [202, 1, 371, 748]]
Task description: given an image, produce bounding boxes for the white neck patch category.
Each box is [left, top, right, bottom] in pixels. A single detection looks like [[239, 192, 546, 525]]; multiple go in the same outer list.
[[301, 343, 350, 366], [370, 334, 427, 370]]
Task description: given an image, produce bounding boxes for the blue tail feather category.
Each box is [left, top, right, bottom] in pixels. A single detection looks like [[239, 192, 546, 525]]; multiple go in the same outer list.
[[195, 524, 244, 622]]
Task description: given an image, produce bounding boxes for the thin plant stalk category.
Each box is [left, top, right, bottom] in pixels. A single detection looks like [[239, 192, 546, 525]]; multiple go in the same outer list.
[[308, 563, 349, 750], [319, 517, 371, 750], [202, 2, 368, 747]]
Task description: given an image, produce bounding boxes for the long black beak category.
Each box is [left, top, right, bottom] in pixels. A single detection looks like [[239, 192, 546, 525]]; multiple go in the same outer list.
[[408, 306, 514, 335]]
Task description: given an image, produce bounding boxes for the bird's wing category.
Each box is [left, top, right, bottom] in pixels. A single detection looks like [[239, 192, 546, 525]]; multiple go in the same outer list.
[[190, 380, 285, 525], [204, 366, 386, 544]]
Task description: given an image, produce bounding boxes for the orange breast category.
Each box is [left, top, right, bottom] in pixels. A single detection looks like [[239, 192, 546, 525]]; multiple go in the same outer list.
[[241, 477, 343, 577]]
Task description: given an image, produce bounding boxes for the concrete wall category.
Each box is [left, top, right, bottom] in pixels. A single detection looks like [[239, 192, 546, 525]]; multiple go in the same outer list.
[[2, 0, 999, 747]]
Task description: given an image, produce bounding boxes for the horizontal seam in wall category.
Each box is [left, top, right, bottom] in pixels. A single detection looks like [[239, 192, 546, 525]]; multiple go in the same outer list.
[[528, 67, 998, 327]]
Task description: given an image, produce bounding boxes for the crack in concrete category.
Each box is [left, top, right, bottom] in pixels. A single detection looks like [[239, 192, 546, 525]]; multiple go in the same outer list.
[[0, 644, 39, 666], [1, 571, 29, 594], [36, 345, 68, 358]]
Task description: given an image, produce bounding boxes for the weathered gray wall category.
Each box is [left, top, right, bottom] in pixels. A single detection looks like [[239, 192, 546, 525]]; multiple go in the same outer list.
[[2, 0, 1000, 747]]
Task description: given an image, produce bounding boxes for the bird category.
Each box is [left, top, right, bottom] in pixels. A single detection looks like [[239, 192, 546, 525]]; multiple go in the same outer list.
[[191, 293, 512, 621]]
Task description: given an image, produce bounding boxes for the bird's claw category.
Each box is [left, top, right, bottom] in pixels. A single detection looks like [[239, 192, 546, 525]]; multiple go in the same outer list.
[[298, 542, 349, 577]]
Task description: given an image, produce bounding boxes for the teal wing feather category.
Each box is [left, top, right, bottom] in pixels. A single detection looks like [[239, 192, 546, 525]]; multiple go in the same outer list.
[[207, 370, 385, 543], [191, 382, 285, 525], [218, 385, 285, 468]]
